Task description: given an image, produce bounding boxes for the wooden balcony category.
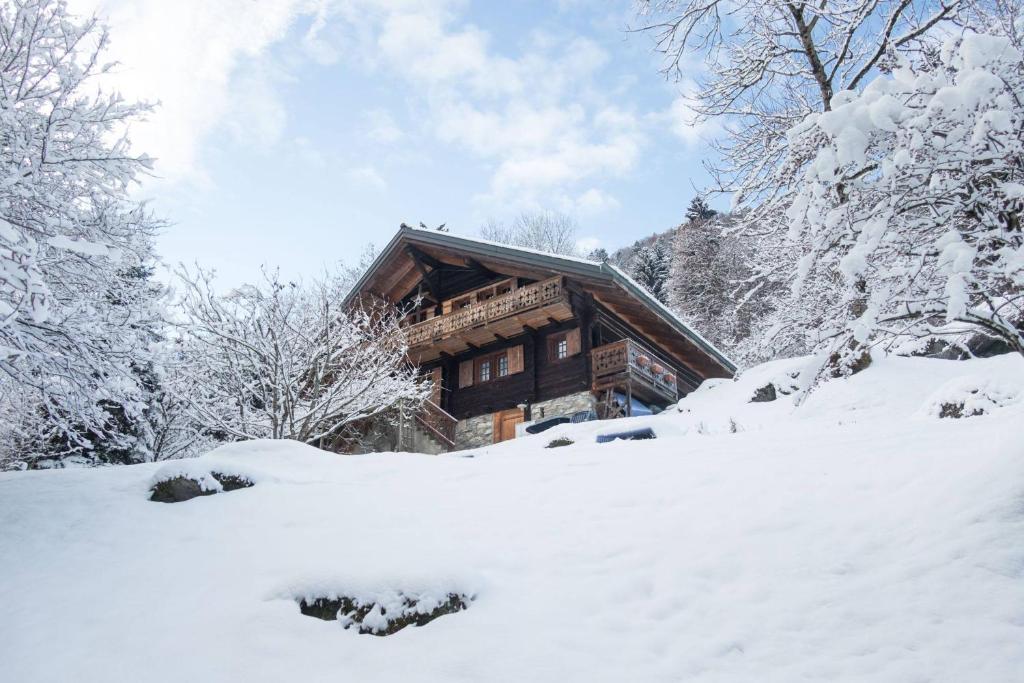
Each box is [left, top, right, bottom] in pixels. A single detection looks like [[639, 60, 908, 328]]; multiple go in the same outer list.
[[590, 339, 678, 406], [404, 276, 573, 361]]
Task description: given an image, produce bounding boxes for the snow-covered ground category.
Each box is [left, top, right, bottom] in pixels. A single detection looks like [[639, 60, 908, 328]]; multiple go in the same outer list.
[[2, 354, 1023, 682]]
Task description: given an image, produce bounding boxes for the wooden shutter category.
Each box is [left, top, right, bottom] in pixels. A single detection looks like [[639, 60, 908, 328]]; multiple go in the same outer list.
[[508, 345, 524, 374], [459, 359, 474, 388], [566, 328, 581, 356], [429, 367, 442, 405], [442, 299, 453, 315]]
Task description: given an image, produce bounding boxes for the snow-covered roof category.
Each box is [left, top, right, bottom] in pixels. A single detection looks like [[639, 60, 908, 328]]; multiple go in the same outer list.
[[345, 226, 737, 374]]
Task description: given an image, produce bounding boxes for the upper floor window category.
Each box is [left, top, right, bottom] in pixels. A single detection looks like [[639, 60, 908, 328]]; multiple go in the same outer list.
[[475, 351, 511, 383], [459, 344, 524, 388], [548, 328, 580, 361]]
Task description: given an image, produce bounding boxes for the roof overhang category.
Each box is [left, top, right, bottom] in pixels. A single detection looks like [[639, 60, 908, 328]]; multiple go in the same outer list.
[[344, 226, 737, 377]]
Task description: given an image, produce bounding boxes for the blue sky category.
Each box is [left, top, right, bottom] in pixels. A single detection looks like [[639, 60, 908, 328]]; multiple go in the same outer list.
[[80, 0, 719, 285]]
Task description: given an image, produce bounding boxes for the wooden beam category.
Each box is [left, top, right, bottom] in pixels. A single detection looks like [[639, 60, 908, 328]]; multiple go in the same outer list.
[[405, 246, 441, 302], [406, 244, 444, 270], [465, 257, 499, 280]]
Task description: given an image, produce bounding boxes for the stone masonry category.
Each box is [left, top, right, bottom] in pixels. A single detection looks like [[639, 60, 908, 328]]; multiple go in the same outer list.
[[454, 413, 494, 450], [453, 391, 597, 450]]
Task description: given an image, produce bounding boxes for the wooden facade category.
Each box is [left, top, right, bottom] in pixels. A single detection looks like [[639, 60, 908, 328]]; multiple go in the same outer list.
[[345, 227, 736, 451]]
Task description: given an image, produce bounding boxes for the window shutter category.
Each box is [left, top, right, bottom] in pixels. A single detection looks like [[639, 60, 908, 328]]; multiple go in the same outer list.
[[459, 359, 474, 387], [566, 328, 581, 356], [442, 300, 453, 315], [429, 367, 442, 404], [508, 345, 524, 374]]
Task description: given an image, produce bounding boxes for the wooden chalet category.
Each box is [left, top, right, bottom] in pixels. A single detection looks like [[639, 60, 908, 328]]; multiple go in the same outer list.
[[344, 226, 736, 452]]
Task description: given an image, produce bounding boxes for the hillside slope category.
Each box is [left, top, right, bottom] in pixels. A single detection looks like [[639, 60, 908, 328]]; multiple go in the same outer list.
[[1, 354, 1023, 682]]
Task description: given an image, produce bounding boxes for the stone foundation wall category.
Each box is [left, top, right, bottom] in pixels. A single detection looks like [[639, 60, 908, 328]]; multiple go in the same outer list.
[[530, 391, 596, 421], [454, 413, 494, 450], [452, 391, 597, 450]]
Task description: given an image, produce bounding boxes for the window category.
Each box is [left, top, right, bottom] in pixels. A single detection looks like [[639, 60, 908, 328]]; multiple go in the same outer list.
[[476, 352, 509, 383], [548, 329, 579, 361]]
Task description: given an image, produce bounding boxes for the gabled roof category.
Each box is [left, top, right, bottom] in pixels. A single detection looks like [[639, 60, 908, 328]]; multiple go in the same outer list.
[[344, 226, 736, 377]]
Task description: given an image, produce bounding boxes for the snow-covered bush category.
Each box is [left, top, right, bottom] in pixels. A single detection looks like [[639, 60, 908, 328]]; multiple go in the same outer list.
[[171, 267, 427, 449]]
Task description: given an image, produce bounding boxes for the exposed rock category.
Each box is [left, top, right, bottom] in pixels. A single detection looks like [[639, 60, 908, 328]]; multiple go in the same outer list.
[[828, 349, 873, 378], [938, 400, 985, 419], [546, 437, 574, 448], [149, 473, 252, 503], [750, 384, 777, 403], [298, 592, 470, 636]]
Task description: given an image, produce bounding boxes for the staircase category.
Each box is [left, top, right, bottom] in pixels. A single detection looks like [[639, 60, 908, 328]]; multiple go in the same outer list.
[[402, 399, 457, 453]]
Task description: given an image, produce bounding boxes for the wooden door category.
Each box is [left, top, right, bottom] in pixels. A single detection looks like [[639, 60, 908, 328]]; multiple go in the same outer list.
[[493, 408, 524, 444]]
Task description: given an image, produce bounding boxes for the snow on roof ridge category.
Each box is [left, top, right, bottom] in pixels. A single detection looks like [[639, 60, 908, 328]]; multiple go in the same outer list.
[[410, 226, 601, 266]]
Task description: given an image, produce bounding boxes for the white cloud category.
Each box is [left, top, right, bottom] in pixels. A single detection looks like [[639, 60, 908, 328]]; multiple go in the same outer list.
[[575, 235, 603, 255], [69, 0, 686, 219], [574, 188, 620, 215], [365, 108, 404, 144], [72, 0, 309, 184], [337, 2, 647, 214], [661, 83, 721, 147], [345, 166, 388, 192]]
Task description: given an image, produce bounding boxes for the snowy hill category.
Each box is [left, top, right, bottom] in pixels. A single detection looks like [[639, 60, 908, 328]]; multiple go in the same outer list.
[[2, 354, 1023, 682]]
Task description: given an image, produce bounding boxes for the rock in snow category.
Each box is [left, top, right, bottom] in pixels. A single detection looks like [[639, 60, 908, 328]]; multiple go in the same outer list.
[[0, 354, 1023, 682]]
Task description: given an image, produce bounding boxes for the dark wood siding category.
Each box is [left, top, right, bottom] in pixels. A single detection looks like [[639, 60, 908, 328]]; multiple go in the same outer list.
[[535, 320, 589, 402], [444, 333, 536, 420]]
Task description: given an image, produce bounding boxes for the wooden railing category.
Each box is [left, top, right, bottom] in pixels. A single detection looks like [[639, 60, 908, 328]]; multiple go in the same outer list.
[[415, 399, 456, 448], [591, 339, 678, 399], [405, 276, 566, 348]]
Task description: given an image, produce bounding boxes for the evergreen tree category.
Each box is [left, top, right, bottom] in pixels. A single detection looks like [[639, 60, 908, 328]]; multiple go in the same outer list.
[[685, 196, 717, 223], [630, 241, 670, 303], [587, 247, 609, 262]]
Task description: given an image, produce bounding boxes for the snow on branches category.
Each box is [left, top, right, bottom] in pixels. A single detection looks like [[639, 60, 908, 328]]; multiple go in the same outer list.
[[172, 267, 427, 448], [0, 0, 164, 465], [788, 33, 1024, 364]]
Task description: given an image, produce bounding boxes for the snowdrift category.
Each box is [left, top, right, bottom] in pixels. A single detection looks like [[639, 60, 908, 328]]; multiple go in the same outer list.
[[1, 354, 1023, 682]]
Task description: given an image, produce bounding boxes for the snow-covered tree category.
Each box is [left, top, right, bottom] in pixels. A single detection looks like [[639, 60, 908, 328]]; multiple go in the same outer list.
[[785, 32, 1024, 370], [631, 240, 671, 302], [637, 0, 962, 205], [172, 267, 427, 448], [685, 196, 717, 223], [0, 0, 164, 467], [480, 211, 581, 256], [587, 247, 610, 262]]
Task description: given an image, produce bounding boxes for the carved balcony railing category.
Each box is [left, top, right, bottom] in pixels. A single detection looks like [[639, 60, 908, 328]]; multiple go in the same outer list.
[[405, 276, 566, 348], [415, 399, 456, 448], [590, 339, 678, 402]]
